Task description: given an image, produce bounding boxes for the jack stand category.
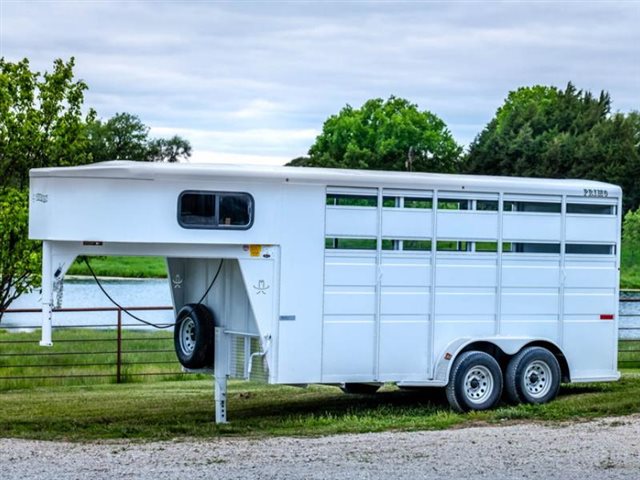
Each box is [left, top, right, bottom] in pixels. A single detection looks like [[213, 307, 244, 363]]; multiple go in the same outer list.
[[214, 327, 229, 423]]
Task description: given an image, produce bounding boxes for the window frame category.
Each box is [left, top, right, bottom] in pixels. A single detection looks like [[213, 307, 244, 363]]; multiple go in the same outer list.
[[177, 190, 255, 230]]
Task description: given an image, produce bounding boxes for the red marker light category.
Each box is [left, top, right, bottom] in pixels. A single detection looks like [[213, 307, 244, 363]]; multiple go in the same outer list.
[[600, 314, 614, 320]]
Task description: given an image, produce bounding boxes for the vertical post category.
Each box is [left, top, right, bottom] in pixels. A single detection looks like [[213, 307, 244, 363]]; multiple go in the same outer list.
[[373, 187, 383, 381], [428, 190, 438, 378], [558, 194, 567, 347], [40, 241, 53, 346], [214, 327, 228, 423], [495, 192, 504, 336], [116, 308, 122, 384]]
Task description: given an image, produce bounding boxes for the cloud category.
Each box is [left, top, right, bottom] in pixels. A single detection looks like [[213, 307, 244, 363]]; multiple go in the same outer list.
[[1, 1, 638, 162], [149, 126, 318, 158], [189, 150, 291, 166], [231, 100, 283, 119]]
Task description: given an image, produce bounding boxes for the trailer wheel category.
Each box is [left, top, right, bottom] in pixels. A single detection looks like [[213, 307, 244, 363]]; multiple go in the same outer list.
[[446, 351, 503, 412], [340, 383, 380, 395], [505, 347, 561, 405], [174, 304, 214, 369]]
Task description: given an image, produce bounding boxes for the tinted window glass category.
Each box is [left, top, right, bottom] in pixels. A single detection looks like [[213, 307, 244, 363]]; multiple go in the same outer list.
[[219, 194, 251, 226], [476, 200, 499, 211], [504, 201, 561, 213], [179, 191, 252, 229], [567, 204, 615, 215], [509, 243, 561, 254], [566, 244, 614, 255], [180, 193, 216, 226]]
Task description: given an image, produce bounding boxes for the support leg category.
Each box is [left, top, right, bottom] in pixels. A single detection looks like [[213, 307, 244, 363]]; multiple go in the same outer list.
[[214, 375, 228, 424], [213, 326, 228, 423], [40, 241, 53, 347]]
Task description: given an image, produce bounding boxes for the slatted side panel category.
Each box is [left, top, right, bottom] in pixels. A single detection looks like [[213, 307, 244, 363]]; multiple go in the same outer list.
[[378, 253, 431, 381], [322, 252, 377, 381], [432, 254, 498, 360], [500, 255, 561, 340], [563, 255, 618, 376]]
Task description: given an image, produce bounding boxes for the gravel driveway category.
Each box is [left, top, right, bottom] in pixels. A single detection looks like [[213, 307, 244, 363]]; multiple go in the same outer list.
[[2, 415, 639, 480]]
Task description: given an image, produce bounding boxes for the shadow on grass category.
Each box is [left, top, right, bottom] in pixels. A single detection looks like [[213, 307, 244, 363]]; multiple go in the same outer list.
[[230, 386, 451, 422]]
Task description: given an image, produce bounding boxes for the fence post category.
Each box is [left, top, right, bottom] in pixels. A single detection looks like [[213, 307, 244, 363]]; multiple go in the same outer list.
[[116, 308, 122, 384]]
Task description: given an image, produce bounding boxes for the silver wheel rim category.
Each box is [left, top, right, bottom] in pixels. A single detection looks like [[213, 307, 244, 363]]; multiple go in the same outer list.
[[463, 365, 494, 404], [179, 317, 196, 354], [523, 360, 552, 398]]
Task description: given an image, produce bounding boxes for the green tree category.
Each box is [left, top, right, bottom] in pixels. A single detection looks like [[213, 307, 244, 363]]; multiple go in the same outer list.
[[289, 96, 462, 172], [0, 189, 39, 322], [0, 57, 93, 189], [87, 113, 192, 162], [465, 83, 640, 212], [0, 57, 92, 319], [87, 112, 149, 162], [624, 208, 640, 259], [147, 135, 192, 163]]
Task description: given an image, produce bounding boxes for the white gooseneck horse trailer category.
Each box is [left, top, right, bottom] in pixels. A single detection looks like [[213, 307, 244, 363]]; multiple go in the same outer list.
[[29, 161, 622, 421]]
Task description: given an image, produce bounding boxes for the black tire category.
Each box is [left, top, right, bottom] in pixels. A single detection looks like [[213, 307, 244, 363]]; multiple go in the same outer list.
[[340, 383, 381, 395], [504, 347, 561, 405], [446, 351, 503, 412], [173, 303, 214, 369]]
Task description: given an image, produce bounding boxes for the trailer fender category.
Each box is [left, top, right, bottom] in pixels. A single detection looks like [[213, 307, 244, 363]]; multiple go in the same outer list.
[[433, 337, 566, 385]]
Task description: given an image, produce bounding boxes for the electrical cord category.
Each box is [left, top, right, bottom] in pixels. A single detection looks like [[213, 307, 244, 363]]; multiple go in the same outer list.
[[81, 256, 224, 330]]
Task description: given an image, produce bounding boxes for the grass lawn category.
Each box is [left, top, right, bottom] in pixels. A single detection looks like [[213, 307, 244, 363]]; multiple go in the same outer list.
[[0, 328, 209, 391], [0, 374, 639, 441], [66, 256, 167, 278], [1, 327, 639, 441]]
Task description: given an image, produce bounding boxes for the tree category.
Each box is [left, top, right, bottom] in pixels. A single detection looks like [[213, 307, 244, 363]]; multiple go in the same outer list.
[[288, 96, 462, 172], [0, 189, 40, 322], [0, 57, 93, 189], [87, 113, 192, 162], [0, 57, 91, 319], [87, 112, 150, 162], [623, 208, 640, 262], [465, 83, 640, 213], [286, 156, 312, 167], [147, 135, 192, 163]]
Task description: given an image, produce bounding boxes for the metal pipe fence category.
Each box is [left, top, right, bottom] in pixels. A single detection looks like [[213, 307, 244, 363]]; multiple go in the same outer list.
[[0, 305, 180, 387], [1, 300, 640, 389]]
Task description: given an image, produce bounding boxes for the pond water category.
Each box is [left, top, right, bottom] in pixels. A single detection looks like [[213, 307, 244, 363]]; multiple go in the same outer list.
[[4, 278, 174, 330], [3, 279, 640, 338]]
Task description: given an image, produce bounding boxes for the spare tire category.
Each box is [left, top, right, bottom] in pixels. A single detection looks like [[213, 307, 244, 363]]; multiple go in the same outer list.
[[174, 304, 214, 369]]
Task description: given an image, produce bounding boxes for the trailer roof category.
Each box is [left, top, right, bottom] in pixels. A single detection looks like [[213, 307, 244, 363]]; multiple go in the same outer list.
[[30, 161, 621, 195]]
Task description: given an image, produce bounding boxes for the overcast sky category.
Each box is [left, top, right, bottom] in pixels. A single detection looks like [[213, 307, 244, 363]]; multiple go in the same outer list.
[[1, 0, 639, 165]]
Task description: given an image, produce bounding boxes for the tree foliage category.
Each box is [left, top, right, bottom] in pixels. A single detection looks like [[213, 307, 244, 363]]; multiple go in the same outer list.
[[465, 83, 640, 212], [0, 58, 92, 318], [289, 96, 462, 172], [0, 58, 193, 317], [147, 135, 192, 163], [624, 208, 640, 255], [87, 113, 191, 163], [0, 188, 40, 321], [0, 57, 93, 189]]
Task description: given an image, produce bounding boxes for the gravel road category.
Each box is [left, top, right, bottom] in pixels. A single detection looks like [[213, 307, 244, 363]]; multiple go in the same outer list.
[[2, 415, 639, 480]]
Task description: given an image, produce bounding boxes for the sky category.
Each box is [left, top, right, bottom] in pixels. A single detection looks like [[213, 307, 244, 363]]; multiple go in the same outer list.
[[1, 0, 639, 165]]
